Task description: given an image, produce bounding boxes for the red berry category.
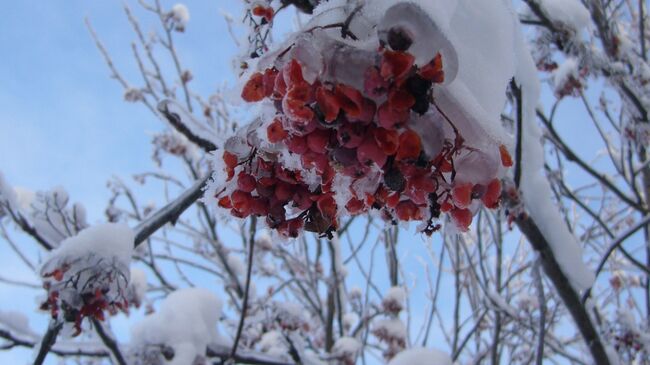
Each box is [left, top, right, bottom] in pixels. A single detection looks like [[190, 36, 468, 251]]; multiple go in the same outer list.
[[482, 179, 502, 209], [283, 59, 307, 87], [283, 84, 314, 123], [451, 208, 472, 231], [440, 201, 453, 212], [252, 5, 274, 22], [316, 86, 340, 122], [343, 163, 370, 178], [256, 182, 275, 198], [406, 175, 436, 205], [275, 165, 301, 184], [250, 197, 270, 216], [301, 151, 329, 173], [218, 196, 232, 209], [231, 190, 253, 215], [267, 118, 288, 143], [357, 136, 387, 167], [395, 200, 420, 221], [346, 196, 366, 214], [275, 181, 293, 202], [306, 129, 330, 154], [237, 172, 256, 193], [452, 183, 473, 208], [337, 123, 365, 148], [317, 194, 337, 220], [364, 66, 389, 98], [262, 68, 279, 97], [378, 102, 409, 129], [419, 53, 445, 83], [396, 130, 422, 160], [386, 192, 401, 208], [380, 50, 415, 82], [373, 128, 399, 155], [223, 151, 238, 169], [287, 135, 308, 154], [273, 71, 287, 99], [223, 151, 238, 180], [499, 145, 513, 167], [279, 218, 303, 238], [388, 88, 416, 110], [292, 187, 313, 210], [241, 72, 266, 102], [335, 84, 364, 119]]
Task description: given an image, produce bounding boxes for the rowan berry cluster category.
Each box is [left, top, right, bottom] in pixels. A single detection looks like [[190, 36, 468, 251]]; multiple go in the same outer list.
[[217, 38, 511, 237], [41, 258, 130, 336]]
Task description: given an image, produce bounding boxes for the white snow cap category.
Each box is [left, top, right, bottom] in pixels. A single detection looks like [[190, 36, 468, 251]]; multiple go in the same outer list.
[[512, 7, 595, 292], [553, 57, 581, 95], [382, 286, 406, 312], [127, 267, 148, 307], [388, 347, 452, 365], [170, 3, 190, 31], [332, 336, 361, 357], [538, 0, 591, 32], [43, 223, 134, 268], [130, 288, 222, 365]]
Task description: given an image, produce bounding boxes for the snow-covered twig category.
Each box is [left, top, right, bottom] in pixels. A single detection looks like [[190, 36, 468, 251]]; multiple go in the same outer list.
[[133, 175, 209, 246], [592, 215, 650, 281], [514, 211, 611, 365], [229, 216, 257, 360], [32, 321, 62, 365], [157, 100, 218, 152], [91, 319, 127, 365]]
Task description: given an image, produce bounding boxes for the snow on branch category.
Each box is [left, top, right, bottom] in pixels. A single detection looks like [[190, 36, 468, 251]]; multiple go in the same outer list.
[[133, 175, 209, 246]]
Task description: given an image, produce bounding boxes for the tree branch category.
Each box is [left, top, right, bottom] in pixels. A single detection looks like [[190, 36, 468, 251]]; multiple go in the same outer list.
[[91, 318, 127, 365], [157, 100, 217, 152], [229, 216, 257, 360], [32, 321, 63, 365], [515, 214, 611, 365], [133, 176, 209, 247]]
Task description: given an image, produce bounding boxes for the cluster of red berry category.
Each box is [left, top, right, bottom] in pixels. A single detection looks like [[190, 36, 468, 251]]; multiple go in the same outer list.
[[217, 41, 511, 237], [41, 265, 129, 336]]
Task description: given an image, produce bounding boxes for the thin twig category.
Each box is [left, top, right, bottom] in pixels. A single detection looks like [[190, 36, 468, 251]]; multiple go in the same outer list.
[[229, 216, 257, 360]]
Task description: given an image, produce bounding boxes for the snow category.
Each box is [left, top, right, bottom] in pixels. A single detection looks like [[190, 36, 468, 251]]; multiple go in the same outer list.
[[255, 230, 274, 250], [332, 336, 361, 357], [0, 310, 36, 338], [0, 172, 17, 208], [553, 57, 581, 96], [39, 223, 135, 332], [273, 301, 308, 330], [486, 289, 519, 319], [373, 318, 407, 342], [259, 330, 289, 358], [130, 288, 222, 365], [388, 347, 452, 365], [170, 4, 190, 31], [128, 268, 148, 307], [538, 0, 591, 32], [382, 286, 406, 312], [512, 12, 596, 293], [226, 253, 245, 276], [0, 174, 87, 246], [43, 223, 134, 268]]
